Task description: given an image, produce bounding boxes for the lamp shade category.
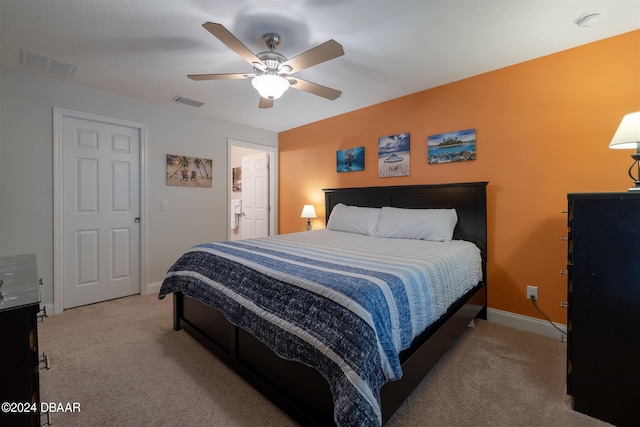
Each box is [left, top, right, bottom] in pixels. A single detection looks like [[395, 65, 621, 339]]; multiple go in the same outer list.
[[609, 111, 640, 149], [300, 205, 317, 219], [251, 74, 290, 100]]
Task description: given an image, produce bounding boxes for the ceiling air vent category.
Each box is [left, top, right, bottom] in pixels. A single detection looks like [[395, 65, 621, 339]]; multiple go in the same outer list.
[[21, 49, 77, 78], [575, 11, 601, 28], [173, 95, 205, 108]]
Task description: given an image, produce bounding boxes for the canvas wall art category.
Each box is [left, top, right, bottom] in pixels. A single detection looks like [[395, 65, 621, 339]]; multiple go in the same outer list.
[[427, 128, 476, 164], [378, 132, 410, 177], [166, 154, 212, 187], [336, 147, 365, 172], [232, 167, 242, 191]]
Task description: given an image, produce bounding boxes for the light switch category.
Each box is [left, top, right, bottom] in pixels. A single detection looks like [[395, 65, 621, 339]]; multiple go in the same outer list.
[[160, 200, 168, 210]]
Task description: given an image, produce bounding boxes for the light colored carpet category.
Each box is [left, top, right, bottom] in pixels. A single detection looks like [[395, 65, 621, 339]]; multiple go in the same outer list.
[[39, 294, 611, 427]]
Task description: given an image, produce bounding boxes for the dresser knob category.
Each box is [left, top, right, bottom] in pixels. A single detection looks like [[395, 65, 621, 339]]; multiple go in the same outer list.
[[41, 407, 52, 426], [561, 301, 569, 308], [38, 352, 50, 371], [37, 306, 48, 322], [560, 269, 569, 275]]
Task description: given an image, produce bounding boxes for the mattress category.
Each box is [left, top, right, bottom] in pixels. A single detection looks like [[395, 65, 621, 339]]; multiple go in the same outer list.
[[159, 230, 482, 426]]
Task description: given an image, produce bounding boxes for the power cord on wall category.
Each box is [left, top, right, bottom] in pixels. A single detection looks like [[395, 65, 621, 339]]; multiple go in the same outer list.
[[530, 294, 567, 336]]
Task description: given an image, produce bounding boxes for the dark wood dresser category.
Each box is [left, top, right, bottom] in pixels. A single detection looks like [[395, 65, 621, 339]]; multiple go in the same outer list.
[[566, 193, 640, 427], [0, 254, 48, 427]]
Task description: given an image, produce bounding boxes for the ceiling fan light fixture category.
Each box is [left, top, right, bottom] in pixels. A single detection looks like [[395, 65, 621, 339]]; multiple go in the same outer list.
[[251, 74, 290, 100], [191, 23, 343, 108]]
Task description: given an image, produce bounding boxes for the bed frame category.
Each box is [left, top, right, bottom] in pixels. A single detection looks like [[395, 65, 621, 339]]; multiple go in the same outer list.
[[171, 182, 488, 426]]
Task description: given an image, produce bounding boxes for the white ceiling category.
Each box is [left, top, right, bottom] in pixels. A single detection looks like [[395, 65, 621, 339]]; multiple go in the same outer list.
[[1, 1, 638, 133]]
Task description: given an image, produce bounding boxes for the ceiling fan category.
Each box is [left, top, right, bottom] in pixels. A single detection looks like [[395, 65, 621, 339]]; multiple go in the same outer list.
[[188, 22, 344, 109]]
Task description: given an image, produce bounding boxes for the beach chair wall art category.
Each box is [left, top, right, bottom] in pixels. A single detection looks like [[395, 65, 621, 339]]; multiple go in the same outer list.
[[166, 154, 213, 187]]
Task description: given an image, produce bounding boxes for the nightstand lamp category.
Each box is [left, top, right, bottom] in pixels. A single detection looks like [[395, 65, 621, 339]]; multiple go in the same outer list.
[[609, 111, 640, 191], [300, 205, 317, 231]]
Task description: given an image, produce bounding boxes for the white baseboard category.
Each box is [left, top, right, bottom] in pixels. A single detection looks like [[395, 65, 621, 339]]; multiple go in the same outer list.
[[144, 281, 162, 295], [487, 308, 567, 341]]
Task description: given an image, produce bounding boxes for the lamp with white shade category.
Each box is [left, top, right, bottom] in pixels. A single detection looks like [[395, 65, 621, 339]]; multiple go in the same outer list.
[[609, 111, 640, 191], [300, 205, 317, 231]]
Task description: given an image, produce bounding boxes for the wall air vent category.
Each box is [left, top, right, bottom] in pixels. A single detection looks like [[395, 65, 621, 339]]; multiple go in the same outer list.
[[21, 49, 77, 78], [173, 95, 205, 108]]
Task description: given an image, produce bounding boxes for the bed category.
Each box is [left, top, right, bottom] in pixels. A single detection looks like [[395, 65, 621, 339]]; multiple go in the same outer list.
[[159, 182, 488, 426]]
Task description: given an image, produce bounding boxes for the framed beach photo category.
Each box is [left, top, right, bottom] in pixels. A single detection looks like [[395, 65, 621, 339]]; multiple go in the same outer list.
[[166, 154, 213, 187], [378, 132, 410, 177], [427, 128, 476, 164], [336, 146, 365, 172]]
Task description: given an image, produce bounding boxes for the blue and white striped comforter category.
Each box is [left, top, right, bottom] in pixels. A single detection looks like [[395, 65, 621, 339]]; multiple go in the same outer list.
[[159, 230, 482, 426]]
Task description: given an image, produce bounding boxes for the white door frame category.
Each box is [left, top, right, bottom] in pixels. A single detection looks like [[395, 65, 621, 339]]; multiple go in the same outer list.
[[227, 138, 278, 238], [53, 107, 148, 314]]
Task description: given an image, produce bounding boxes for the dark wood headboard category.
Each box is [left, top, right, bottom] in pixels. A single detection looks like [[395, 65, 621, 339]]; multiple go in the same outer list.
[[323, 182, 488, 278]]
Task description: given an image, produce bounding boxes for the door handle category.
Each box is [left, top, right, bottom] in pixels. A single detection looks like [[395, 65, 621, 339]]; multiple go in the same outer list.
[[134, 217, 140, 223]]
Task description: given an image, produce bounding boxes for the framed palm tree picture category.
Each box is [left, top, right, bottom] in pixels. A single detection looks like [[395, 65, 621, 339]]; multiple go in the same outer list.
[[427, 129, 476, 164], [166, 154, 212, 187]]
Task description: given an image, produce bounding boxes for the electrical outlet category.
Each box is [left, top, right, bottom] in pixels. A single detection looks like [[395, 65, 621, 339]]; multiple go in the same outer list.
[[527, 285, 538, 300]]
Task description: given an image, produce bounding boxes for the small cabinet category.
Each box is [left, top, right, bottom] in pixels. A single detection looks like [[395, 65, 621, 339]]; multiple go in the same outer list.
[[0, 254, 46, 427], [566, 193, 640, 426]]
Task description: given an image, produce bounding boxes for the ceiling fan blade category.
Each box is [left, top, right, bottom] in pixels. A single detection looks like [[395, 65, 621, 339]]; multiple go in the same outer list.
[[259, 97, 274, 109], [283, 40, 344, 73], [202, 22, 263, 66], [290, 78, 342, 100], [187, 73, 253, 81]]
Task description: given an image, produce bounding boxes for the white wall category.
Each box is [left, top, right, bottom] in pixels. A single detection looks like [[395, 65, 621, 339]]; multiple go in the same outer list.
[[0, 68, 278, 307]]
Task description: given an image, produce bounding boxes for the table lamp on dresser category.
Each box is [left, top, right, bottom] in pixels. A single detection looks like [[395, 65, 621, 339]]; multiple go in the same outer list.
[[608, 111, 640, 191]]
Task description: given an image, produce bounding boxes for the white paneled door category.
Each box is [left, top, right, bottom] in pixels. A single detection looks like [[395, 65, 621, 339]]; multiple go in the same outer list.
[[62, 116, 140, 309], [241, 152, 269, 239]]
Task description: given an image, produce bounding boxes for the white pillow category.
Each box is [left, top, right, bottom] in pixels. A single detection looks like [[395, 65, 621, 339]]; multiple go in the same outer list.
[[375, 207, 458, 241], [326, 203, 381, 235]]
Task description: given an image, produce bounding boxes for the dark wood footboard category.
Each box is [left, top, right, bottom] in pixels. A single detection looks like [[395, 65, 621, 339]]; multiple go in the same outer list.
[[173, 281, 486, 425], [173, 291, 335, 426]]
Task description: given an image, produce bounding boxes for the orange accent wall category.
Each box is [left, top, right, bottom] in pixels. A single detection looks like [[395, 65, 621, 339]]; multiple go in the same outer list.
[[278, 31, 640, 324]]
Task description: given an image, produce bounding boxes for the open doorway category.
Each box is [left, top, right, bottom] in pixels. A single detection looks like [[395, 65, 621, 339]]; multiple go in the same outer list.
[[228, 139, 278, 240]]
